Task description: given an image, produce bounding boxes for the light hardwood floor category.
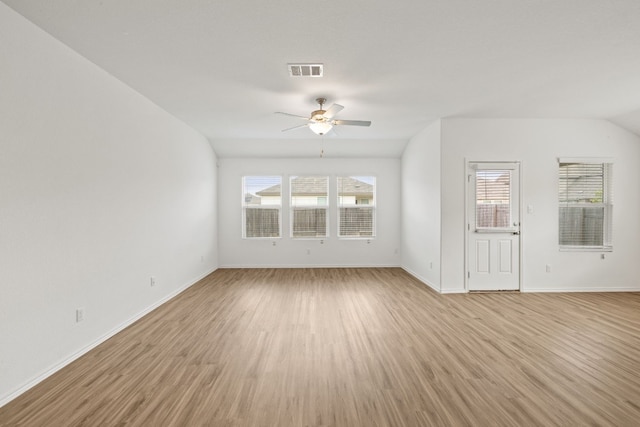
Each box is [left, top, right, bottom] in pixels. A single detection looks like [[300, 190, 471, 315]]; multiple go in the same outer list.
[[2, 268, 640, 426]]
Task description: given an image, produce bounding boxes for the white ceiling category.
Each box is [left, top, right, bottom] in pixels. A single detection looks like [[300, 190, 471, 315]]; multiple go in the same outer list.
[[3, 0, 640, 158]]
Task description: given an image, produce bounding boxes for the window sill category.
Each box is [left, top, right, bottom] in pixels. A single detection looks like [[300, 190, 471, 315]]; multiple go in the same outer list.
[[242, 237, 282, 240], [559, 246, 613, 252], [338, 237, 376, 241], [291, 237, 328, 241]]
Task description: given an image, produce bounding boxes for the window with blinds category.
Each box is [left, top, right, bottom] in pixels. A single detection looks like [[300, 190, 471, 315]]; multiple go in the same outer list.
[[337, 176, 375, 238], [290, 176, 328, 238], [242, 176, 281, 238], [558, 160, 612, 250], [476, 170, 511, 229]]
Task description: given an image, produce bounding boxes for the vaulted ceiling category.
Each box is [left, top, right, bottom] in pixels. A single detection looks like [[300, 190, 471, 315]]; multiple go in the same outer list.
[[3, 0, 640, 157]]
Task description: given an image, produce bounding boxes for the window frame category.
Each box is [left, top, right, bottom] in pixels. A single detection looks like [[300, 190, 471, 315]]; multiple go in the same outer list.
[[289, 175, 329, 239], [337, 175, 376, 239], [242, 176, 282, 239], [558, 158, 613, 252], [474, 168, 515, 233]]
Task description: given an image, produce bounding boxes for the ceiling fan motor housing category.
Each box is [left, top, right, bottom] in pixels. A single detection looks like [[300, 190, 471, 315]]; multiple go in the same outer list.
[[311, 109, 327, 121]]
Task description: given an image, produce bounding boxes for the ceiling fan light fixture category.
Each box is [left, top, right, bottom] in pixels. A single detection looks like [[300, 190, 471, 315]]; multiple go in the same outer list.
[[276, 97, 370, 135], [309, 121, 333, 135]]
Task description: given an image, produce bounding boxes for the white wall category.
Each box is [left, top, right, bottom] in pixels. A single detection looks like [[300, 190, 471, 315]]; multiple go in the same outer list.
[[0, 3, 218, 405], [218, 158, 401, 267], [400, 120, 441, 291], [440, 118, 640, 293]]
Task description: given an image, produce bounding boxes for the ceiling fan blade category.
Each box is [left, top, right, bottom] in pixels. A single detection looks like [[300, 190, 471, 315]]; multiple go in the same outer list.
[[281, 123, 308, 132], [323, 103, 344, 119], [333, 119, 371, 127], [275, 112, 309, 120]]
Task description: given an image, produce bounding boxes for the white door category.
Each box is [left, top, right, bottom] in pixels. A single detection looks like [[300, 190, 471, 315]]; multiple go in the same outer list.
[[467, 162, 520, 291]]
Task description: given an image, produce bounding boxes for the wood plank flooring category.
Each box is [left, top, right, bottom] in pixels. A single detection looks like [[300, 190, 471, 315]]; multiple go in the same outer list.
[[2, 268, 640, 426]]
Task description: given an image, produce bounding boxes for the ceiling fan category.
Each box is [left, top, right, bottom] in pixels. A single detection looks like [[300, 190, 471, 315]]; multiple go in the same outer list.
[[276, 98, 371, 135]]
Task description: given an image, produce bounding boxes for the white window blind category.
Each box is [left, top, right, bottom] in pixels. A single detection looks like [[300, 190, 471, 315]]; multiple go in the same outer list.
[[242, 176, 281, 238], [476, 170, 511, 229], [337, 176, 375, 238], [290, 176, 328, 238], [558, 161, 612, 250]]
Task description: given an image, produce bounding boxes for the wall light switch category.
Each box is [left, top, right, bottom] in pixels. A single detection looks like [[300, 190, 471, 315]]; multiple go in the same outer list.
[[527, 205, 534, 214]]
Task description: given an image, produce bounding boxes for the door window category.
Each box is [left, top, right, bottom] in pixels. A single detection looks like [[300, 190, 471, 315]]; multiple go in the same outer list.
[[475, 169, 512, 230]]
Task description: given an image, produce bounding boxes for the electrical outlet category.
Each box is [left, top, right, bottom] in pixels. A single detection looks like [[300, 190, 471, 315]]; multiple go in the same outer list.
[[546, 264, 552, 273], [76, 308, 85, 323], [150, 276, 156, 287]]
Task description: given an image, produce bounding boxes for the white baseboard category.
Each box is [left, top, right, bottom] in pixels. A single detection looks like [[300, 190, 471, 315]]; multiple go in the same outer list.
[[440, 288, 467, 294], [219, 264, 402, 269], [521, 286, 640, 293], [0, 267, 218, 408], [400, 266, 441, 293]]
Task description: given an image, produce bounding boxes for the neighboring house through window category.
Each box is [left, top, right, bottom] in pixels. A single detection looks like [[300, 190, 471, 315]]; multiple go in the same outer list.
[[242, 175, 377, 239], [290, 176, 329, 238], [242, 176, 281, 238], [337, 176, 376, 238]]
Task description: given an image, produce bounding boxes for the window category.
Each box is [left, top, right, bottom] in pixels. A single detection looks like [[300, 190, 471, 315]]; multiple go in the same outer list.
[[558, 159, 612, 250], [476, 169, 512, 229], [242, 176, 281, 238], [290, 176, 328, 238], [337, 176, 375, 237]]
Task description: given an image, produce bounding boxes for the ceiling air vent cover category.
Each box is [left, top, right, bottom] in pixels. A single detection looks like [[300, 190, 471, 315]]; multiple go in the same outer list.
[[288, 63, 323, 77]]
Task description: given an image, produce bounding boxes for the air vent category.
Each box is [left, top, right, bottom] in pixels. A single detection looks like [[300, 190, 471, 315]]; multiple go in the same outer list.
[[288, 63, 323, 77]]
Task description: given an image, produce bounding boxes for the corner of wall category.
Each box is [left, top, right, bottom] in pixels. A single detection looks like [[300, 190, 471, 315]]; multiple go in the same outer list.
[[400, 119, 442, 290]]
